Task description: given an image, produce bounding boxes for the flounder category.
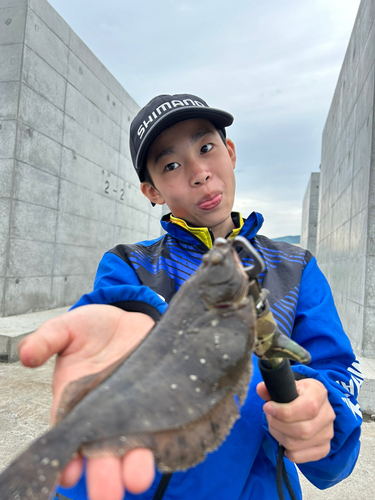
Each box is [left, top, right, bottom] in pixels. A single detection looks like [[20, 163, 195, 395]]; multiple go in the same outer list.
[[0, 238, 256, 500]]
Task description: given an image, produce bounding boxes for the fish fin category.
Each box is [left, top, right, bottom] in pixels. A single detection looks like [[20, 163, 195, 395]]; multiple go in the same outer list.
[[81, 386, 242, 471], [152, 386, 241, 471], [81, 360, 252, 470], [55, 352, 130, 424], [0, 424, 77, 500]]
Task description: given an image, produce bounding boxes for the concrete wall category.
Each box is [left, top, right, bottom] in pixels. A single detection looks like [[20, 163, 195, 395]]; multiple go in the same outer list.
[[0, 0, 162, 317], [316, 0, 375, 356], [300, 172, 320, 255]]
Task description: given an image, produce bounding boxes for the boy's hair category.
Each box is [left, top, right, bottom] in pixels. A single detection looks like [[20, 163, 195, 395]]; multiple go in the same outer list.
[[142, 125, 228, 189], [129, 93, 234, 183]]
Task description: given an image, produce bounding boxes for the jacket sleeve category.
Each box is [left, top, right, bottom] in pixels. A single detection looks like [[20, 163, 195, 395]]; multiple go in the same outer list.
[[71, 251, 168, 320], [289, 256, 362, 488]]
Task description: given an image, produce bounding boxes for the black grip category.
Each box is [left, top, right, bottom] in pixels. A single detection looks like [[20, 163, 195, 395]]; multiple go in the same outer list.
[[258, 358, 298, 404]]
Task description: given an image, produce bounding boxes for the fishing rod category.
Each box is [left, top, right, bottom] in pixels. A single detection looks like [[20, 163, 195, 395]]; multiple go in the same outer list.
[[233, 236, 311, 500]]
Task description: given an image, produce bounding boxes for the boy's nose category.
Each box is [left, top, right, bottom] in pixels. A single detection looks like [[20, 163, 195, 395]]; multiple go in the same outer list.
[[190, 162, 212, 186]]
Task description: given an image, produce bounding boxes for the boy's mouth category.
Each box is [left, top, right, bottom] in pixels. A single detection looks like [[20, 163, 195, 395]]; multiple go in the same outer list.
[[198, 193, 222, 210]]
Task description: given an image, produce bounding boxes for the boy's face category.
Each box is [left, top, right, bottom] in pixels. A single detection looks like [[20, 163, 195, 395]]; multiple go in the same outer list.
[[141, 118, 236, 238]]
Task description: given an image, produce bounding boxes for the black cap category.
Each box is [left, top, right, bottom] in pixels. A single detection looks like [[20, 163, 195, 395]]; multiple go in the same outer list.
[[129, 93, 234, 182]]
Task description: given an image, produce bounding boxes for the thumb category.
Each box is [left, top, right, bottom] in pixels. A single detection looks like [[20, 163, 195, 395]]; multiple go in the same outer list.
[[256, 381, 271, 402]]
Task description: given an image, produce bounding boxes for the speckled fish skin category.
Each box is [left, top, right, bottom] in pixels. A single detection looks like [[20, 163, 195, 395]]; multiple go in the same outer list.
[[0, 239, 256, 500]]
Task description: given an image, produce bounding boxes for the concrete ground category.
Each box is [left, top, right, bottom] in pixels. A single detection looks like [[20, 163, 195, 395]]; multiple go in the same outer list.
[[1, 307, 374, 498], [0, 356, 374, 499]]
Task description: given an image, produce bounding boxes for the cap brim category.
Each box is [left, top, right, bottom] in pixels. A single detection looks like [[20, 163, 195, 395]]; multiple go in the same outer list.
[[136, 106, 234, 181]]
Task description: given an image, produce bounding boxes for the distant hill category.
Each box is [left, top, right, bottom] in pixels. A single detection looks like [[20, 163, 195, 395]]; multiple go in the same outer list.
[[271, 235, 300, 245]]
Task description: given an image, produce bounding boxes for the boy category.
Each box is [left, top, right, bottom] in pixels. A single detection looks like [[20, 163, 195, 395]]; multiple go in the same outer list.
[[20, 94, 362, 500]]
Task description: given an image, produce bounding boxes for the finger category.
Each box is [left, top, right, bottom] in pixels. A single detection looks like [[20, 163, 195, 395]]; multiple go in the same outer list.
[[265, 400, 335, 439], [270, 418, 334, 450], [256, 382, 271, 402], [59, 455, 84, 488], [86, 456, 123, 500], [263, 379, 328, 423], [285, 441, 332, 464], [18, 317, 72, 368], [122, 448, 155, 494]]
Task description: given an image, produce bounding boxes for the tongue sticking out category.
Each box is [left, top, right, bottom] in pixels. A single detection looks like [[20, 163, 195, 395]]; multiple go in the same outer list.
[[199, 194, 222, 210]]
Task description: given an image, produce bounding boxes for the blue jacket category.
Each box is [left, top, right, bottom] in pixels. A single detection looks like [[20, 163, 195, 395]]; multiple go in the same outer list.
[[57, 212, 362, 500]]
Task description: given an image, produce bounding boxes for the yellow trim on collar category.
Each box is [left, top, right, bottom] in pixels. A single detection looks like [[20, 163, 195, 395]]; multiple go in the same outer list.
[[170, 213, 244, 249]]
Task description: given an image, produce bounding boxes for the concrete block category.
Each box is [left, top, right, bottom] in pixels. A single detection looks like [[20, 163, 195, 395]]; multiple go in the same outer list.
[[63, 115, 119, 173], [0, 120, 16, 159], [365, 255, 375, 307], [7, 238, 54, 277], [114, 225, 148, 246], [58, 179, 116, 224], [356, 65, 374, 134], [0, 158, 14, 201], [1, 0, 27, 7], [0, 43, 22, 82], [330, 258, 350, 296], [351, 207, 368, 257], [122, 91, 140, 118], [363, 306, 375, 357], [28, 0, 70, 46], [14, 161, 59, 209], [61, 148, 113, 195], [367, 205, 375, 256], [358, 21, 375, 94], [18, 84, 64, 142], [123, 181, 151, 213], [22, 45, 67, 110], [348, 255, 367, 307], [337, 183, 352, 227], [67, 52, 122, 127], [0, 82, 20, 119], [118, 153, 140, 187], [341, 70, 358, 129], [24, 8, 69, 78], [338, 148, 354, 196], [357, 355, 375, 414], [344, 299, 364, 352], [53, 244, 101, 276], [56, 212, 98, 247], [69, 30, 124, 103], [0, 6, 26, 45], [3, 276, 52, 316], [148, 216, 162, 239], [0, 277, 4, 315], [52, 274, 94, 308], [120, 127, 131, 158], [351, 166, 370, 217], [0, 238, 7, 277], [0, 198, 11, 239], [65, 84, 121, 150], [15, 122, 61, 176], [11, 200, 57, 242], [96, 221, 115, 250]]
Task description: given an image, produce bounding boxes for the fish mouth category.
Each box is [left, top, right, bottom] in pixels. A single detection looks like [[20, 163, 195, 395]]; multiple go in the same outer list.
[[197, 193, 222, 210]]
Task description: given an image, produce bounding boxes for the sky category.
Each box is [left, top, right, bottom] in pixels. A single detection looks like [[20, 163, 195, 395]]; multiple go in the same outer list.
[[48, 0, 362, 237]]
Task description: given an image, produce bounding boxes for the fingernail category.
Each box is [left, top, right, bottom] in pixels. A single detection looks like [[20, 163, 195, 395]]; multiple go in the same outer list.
[[264, 403, 275, 416]]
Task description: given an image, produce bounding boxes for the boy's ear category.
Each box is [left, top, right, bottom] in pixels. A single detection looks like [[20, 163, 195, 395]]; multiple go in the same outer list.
[[141, 182, 165, 205], [226, 138, 236, 170]]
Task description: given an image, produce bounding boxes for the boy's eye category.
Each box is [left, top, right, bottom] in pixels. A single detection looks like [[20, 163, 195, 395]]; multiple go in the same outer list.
[[164, 162, 180, 172], [200, 143, 213, 154]]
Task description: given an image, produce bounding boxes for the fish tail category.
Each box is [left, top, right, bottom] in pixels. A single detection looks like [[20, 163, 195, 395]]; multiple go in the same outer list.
[[0, 422, 80, 500]]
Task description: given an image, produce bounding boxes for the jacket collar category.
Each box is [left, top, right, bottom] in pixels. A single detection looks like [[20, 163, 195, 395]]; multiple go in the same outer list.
[[161, 211, 264, 250]]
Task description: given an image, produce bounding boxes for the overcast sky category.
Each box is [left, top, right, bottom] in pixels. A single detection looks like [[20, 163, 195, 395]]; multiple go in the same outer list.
[[48, 0, 361, 237]]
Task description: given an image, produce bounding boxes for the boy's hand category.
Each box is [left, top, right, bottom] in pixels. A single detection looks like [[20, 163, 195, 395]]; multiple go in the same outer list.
[[256, 378, 336, 463], [18, 304, 156, 500]]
